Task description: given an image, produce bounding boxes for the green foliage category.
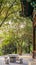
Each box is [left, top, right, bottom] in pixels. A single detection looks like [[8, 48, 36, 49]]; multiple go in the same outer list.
[[0, 45, 3, 55], [2, 41, 17, 55], [0, 0, 33, 55]]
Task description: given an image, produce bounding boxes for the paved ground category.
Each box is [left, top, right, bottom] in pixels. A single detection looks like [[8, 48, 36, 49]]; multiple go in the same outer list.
[[0, 54, 36, 65]]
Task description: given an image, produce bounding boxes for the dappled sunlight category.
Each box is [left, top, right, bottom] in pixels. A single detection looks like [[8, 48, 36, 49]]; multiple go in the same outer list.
[[0, 1, 36, 65]]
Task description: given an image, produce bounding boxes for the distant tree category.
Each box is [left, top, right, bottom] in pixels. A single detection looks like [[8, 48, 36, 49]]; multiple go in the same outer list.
[[20, 0, 36, 17]]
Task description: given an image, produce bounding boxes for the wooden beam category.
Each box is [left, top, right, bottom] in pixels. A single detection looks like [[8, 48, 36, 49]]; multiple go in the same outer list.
[[33, 13, 36, 58]]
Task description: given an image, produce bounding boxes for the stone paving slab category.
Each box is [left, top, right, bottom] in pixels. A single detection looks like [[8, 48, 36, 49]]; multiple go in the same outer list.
[[5, 63, 28, 65], [28, 59, 36, 65], [0, 54, 36, 65]]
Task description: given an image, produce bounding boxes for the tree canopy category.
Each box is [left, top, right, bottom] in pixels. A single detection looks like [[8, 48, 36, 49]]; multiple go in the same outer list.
[[0, 0, 33, 55]]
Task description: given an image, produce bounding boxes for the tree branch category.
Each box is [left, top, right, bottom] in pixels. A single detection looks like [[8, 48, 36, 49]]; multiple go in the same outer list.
[[0, 0, 16, 27], [0, 0, 3, 14], [0, 10, 19, 27]]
